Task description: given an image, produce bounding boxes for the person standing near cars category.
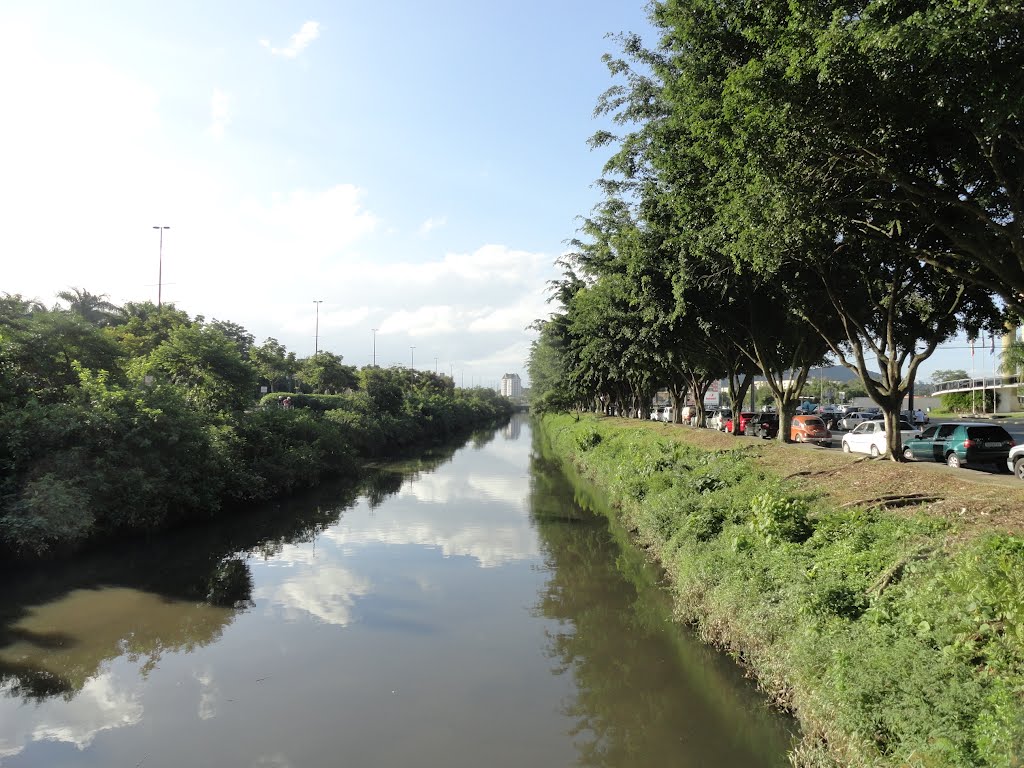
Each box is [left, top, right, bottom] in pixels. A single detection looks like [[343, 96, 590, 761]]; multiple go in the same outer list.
[[914, 407, 926, 430]]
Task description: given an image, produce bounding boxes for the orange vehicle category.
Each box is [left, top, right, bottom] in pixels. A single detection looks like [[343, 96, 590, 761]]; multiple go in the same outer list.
[[791, 414, 832, 446]]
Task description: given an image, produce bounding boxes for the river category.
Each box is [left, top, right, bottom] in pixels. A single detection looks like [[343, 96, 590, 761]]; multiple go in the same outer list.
[[0, 416, 795, 767]]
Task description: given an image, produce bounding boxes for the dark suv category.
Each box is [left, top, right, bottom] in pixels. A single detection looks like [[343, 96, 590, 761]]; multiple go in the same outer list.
[[753, 413, 779, 439], [902, 422, 1014, 470]]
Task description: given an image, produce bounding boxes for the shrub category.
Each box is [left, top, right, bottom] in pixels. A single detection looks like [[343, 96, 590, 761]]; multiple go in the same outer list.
[[749, 491, 814, 545]]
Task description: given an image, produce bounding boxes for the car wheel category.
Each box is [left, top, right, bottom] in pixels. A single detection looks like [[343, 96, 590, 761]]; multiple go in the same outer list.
[[842, 441, 851, 453], [795, 434, 803, 443], [1015, 457, 1024, 480], [902, 447, 914, 461], [869, 445, 880, 458], [946, 452, 961, 469]]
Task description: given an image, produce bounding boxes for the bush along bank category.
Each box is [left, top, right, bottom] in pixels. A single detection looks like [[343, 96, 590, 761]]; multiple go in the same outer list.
[[0, 373, 512, 561], [540, 414, 1024, 768]]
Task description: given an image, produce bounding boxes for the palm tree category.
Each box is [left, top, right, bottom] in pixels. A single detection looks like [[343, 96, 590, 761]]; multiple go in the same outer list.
[[55, 288, 125, 327]]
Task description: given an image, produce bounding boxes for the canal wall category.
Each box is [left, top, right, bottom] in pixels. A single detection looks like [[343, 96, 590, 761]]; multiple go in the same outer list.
[[539, 413, 1024, 768]]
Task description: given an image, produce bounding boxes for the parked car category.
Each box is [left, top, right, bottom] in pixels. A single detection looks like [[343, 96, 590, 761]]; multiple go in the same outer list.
[[841, 419, 919, 457], [1007, 443, 1024, 479], [753, 412, 779, 439], [838, 412, 873, 430], [649, 407, 665, 421], [725, 411, 756, 434], [791, 415, 832, 446], [709, 408, 732, 431], [904, 422, 1013, 470]]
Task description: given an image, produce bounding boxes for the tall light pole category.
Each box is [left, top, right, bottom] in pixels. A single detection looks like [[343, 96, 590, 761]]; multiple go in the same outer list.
[[153, 226, 170, 308], [410, 346, 416, 369], [313, 300, 323, 355], [371, 328, 378, 367], [434, 356, 438, 374]]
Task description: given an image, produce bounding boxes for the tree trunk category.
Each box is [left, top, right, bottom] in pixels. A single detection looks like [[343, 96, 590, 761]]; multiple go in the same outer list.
[[882, 402, 906, 460]]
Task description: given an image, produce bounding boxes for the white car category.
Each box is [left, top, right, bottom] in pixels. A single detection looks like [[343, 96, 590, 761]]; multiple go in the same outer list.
[[838, 412, 873, 430], [708, 408, 732, 431], [1008, 444, 1024, 479], [841, 419, 920, 457]]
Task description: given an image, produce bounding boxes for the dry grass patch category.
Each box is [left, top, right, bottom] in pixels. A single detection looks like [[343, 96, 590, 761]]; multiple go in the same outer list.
[[605, 416, 1024, 537]]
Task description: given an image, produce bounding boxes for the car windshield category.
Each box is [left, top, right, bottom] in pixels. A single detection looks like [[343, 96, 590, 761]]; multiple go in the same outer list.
[[805, 418, 825, 428]]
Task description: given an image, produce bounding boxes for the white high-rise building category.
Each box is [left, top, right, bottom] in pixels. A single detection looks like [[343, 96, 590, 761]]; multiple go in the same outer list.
[[500, 373, 522, 398]]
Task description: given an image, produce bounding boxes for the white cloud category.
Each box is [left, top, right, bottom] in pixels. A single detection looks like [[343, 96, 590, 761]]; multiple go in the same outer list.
[[418, 216, 447, 237], [260, 21, 321, 59], [209, 88, 230, 140], [378, 306, 459, 337]]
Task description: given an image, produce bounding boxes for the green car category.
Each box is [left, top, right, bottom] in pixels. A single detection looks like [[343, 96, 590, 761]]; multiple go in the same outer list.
[[902, 422, 1014, 470]]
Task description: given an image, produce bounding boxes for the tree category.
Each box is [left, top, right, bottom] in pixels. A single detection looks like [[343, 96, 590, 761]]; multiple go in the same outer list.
[[250, 337, 297, 392], [931, 369, 970, 385], [108, 302, 193, 359], [0, 309, 125, 404], [360, 366, 406, 413], [295, 352, 358, 394], [208, 319, 255, 360], [55, 288, 124, 327], [695, 1, 1024, 313], [141, 325, 256, 413]]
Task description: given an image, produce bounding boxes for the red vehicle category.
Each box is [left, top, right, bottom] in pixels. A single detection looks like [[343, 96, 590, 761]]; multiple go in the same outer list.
[[725, 412, 756, 434]]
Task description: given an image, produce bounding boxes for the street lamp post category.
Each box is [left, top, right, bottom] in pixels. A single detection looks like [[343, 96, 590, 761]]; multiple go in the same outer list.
[[410, 346, 416, 370], [313, 300, 323, 355], [434, 356, 438, 374], [371, 328, 378, 367], [153, 226, 170, 308]]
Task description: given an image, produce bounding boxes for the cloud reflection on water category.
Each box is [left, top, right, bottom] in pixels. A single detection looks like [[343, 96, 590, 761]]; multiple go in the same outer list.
[[256, 565, 371, 627], [0, 670, 142, 761]]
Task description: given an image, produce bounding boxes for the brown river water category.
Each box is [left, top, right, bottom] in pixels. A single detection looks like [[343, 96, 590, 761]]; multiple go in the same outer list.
[[0, 415, 795, 767]]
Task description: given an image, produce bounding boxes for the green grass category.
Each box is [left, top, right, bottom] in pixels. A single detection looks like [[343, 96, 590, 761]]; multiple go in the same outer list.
[[540, 413, 1024, 767]]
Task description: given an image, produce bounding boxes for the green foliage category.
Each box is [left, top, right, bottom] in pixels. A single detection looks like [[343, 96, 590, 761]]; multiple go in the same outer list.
[[140, 324, 257, 413], [0, 290, 510, 560], [749, 491, 813, 546], [941, 390, 996, 413], [296, 351, 358, 394], [575, 428, 602, 451], [360, 366, 406, 413]]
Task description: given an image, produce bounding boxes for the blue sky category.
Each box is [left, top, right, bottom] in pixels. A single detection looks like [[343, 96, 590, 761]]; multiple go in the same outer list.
[[2, 0, 652, 385], [0, 0, 990, 386]]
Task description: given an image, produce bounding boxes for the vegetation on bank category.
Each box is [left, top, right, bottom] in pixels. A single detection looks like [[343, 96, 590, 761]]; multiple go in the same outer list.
[[541, 414, 1024, 768], [0, 293, 512, 560]]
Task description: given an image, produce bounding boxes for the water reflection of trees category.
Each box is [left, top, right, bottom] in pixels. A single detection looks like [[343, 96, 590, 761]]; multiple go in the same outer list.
[[0, 435, 478, 704], [528, 435, 794, 768]]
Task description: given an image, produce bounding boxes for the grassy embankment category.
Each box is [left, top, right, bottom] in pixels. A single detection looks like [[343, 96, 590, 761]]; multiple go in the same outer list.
[[540, 413, 1024, 768]]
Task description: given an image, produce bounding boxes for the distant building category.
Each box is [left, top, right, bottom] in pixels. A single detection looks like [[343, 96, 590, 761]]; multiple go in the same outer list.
[[501, 373, 522, 398]]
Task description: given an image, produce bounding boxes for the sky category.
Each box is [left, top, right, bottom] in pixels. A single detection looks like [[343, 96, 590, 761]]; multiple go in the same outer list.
[[1, 0, 655, 387], [0, 0, 994, 388]]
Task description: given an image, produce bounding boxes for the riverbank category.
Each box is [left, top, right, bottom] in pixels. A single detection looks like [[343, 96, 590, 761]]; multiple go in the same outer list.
[[0, 385, 511, 561], [539, 413, 1024, 767]]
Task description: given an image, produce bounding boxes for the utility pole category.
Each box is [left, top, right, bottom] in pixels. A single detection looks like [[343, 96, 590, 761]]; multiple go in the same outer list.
[[153, 226, 170, 308], [371, 328, 377, 367], [313, 300, 323, 355], [410, 346, 415, 369], [434, 356, 438, 374]]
